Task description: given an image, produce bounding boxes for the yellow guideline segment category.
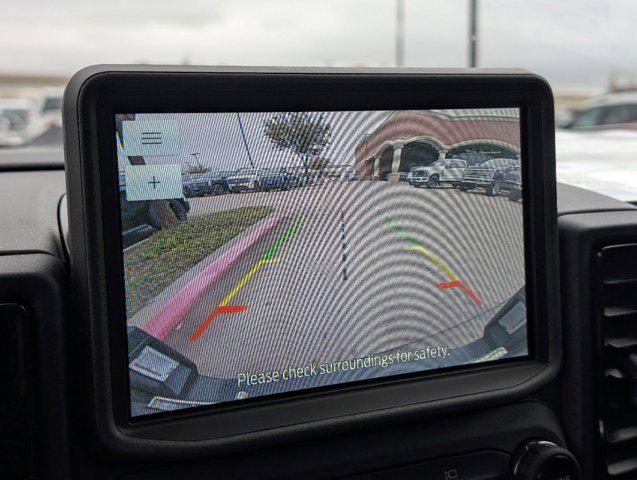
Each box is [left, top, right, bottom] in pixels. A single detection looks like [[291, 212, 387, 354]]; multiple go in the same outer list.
[[407, 245, 458, 281], [218, 258, 280, 307], [190, 215, 307, 341]]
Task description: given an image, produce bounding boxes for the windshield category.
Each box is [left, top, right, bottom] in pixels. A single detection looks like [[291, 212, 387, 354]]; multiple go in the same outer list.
[[2, 1, 637, 201]]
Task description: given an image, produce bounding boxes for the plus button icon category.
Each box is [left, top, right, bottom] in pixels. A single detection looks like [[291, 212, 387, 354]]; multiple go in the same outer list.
[[148, 176, 161, 189]]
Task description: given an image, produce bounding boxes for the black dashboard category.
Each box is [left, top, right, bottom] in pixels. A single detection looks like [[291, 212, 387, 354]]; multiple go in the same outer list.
[[1, 68, 636, 480], [4, 168, 636, 478]]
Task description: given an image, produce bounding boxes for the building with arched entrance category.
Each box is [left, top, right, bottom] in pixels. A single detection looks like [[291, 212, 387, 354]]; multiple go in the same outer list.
[[354, 109, 520, 180]]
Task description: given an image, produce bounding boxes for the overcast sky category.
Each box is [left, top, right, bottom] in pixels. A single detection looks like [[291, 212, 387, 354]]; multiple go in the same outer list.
[[2, 0, 637, 89], [126, 111, 391, 171]]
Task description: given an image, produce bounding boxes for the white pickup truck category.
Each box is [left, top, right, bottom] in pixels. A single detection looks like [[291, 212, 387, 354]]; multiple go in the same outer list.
[[407, 159, 468, 188]]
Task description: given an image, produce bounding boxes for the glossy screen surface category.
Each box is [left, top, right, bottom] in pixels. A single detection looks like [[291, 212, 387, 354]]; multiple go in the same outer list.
[[115, 109, 527, 417]]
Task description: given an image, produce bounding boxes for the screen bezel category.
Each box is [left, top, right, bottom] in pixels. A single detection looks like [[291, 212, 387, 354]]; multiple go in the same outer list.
[[65, 67, 559, 456]]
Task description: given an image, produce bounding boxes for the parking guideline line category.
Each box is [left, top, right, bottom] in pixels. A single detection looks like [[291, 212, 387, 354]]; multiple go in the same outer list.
[[218, 258, 280, 308], [190, 305, 247, 341], [382, 214, 458, 281], [220, 213, 307, 306], [407, 245, 458, 281], [438, 280, 482, 306], [262, 213, 307, 261], [382, 213, 482, 306], [191, 258, 278, 341], [190, 213, 308, 341]]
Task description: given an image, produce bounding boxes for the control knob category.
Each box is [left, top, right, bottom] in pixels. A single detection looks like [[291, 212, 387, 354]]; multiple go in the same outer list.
[[511, 440, 580, 480]]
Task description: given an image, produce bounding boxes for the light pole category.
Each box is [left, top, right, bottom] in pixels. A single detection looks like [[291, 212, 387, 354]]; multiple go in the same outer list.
[[236, 112, 255, 167], [469, 0, 478, 68], [189, 152, 202, 171], [396, 0, 405, 67]]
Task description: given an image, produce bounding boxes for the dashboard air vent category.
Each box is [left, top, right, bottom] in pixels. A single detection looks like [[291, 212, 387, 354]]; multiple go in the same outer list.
[[0, 304, 36, 479], [597, 244, 637, 479]]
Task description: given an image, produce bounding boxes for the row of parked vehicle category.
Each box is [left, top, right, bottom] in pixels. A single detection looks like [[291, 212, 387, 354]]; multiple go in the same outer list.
[[0, 88, 63, 147], [181, 166, 359, 198], [405, 157, 522, 202], [182, 167, 302, 198]]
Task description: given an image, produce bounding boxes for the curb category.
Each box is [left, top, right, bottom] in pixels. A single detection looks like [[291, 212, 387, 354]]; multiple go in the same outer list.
[[141, 213, 284, 340]]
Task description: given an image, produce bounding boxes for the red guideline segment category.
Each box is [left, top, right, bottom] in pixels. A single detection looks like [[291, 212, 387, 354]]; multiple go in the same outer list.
[[190, 305, 246, 341], [437, 280, 483, 306]]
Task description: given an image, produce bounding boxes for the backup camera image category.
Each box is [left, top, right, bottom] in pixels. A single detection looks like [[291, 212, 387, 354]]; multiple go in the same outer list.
[[116, 109, 527, 417]]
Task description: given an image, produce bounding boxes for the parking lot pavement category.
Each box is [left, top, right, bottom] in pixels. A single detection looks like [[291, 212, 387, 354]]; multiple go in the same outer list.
[[164, 181, 525, 378]]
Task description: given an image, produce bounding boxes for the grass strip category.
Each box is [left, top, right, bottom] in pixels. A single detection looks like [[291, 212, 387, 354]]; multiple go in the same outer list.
[[124, 206, 273, 317]]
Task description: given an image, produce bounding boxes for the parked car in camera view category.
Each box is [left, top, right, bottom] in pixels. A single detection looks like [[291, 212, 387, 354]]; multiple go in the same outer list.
[[119, 172, 190, 247], [182, 173, 202, 197], [226, 167, 268, 192], [260, 166, 300, 190], [503, 164, 522, 202], [182, 170, 233, 197], [408, 159, 468, 188], [380, 171, 410, 181], [340, 169, 359, 181], [459, 158, 520, 196]]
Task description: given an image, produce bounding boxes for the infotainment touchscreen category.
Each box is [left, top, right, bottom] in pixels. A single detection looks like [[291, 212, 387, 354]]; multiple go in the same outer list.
[[117, 109, 527, 417]]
